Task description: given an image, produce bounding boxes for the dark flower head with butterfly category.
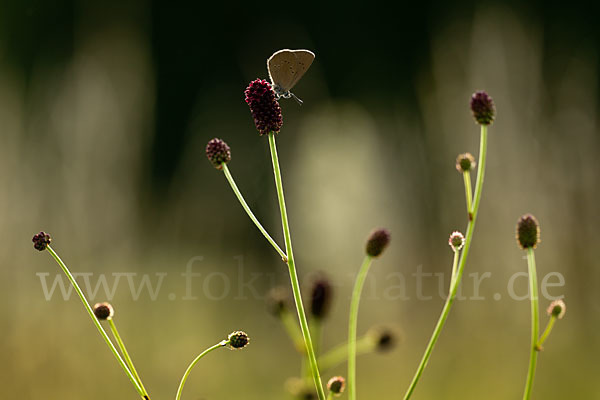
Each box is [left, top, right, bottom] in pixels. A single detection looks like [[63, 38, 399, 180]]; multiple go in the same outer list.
[[244, 79, 283, 135], [245, 49, 315, 135]]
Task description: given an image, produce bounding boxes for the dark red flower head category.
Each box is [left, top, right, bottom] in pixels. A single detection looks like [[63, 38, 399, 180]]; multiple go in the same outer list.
[[310, 277, 333, 319], [470, 91, 495, 125], [205, 138, 231, 169], [245, 79, 283, 135], [32, 231, 51, 251], [366, 228, 391, 258]]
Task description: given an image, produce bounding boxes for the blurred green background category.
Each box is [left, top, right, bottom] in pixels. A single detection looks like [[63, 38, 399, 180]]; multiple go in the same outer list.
[[2, 0, 599, 399]]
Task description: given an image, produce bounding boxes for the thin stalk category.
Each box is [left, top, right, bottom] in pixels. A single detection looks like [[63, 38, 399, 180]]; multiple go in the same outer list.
[[348, 255, 373, 400], [319, 335, 374, 371], [327, 392, 334, 400], [537, 316, 557, 350], [268, 132, 326, 400], [449, 250, 460, 289], [463, 170, 473, 218], [222, 163, 287, 261], [403, 125, 488, 400], [308, 318, 323, 382], [311, 318, 323, 357], [108, 318, 149, 397], [46, 246, 145, 398], [280, 308, 305, 353], [523, 248, 539, 400], [175, 340, 227, 400]]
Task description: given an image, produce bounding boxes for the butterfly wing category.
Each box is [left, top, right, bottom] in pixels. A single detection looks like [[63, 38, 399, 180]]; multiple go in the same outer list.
[[267, 49, 315, 93]]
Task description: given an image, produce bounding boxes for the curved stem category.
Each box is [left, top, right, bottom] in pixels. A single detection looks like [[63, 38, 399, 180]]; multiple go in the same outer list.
[[449, 250, 460, 289], [403, 125, 488, 400], [45, 246, 145, 398], [523, 248, 539, 400], [268, 132, 326, 400], [319, 335, 374, 371], [536, 315, 556, 351], [222, 163, 287, 261], [537, 315, 557, 350], [463, 170, 473, 217], [175, 341, 227, 400], [108, 318, 149, 397], [280, 308, 305, 353], [348, 255, 373, 400]]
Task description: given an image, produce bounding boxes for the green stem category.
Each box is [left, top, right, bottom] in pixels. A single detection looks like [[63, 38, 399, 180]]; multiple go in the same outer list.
[[175, 340, 227, 400], [108, 318, 149, 397], [222, 163, 287, 261], [280, 308, 306, 353], [403, 125, 488, 400], [463, 170, 473, 217], [348, 255, 373, 400], [311, 317, 323, 357], [327, 392, 334, 400], [268, 132, 326, 400], [449, 250, 460, 289], [319, 333, 374, 371], [537, 315, 557, 350], [45, 246, 145, 398], [308, 318, 323, 381], [523, 248, 539, 400]]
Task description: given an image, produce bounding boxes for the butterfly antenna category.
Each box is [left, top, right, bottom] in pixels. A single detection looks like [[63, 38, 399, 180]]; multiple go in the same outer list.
[[290, 92, 304, 106]]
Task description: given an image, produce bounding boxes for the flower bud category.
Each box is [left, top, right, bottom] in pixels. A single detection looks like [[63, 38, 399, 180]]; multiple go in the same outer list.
[[32, 231, 51, 251], [93, 302, 114, 320], [455, 153, 476, 172], [310, 276, 333, 319], [205, 138, 231, 169], [448, 231, 465, 252], [327, 376, 346, 396], [470, 91, 495, 125], [367, 326, 398, 353], [244, 79, 283, 135], [516, 214, 540, 249], [547, 299, 566, 319], [227, 331, 250, 350], [365, 228, 391, 258]]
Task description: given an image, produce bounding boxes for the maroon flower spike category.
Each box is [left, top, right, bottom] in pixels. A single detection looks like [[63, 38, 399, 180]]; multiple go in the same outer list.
[[206, 138, 231, 169], [32, 231, 51, 251], [310, 277, 333, 319], [244, 79, 283, 135], [365, 228, 391, 258], [470, 91, 495, 125]]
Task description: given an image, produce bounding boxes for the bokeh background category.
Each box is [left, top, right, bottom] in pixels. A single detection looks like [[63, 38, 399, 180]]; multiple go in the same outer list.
[[2, 0, 599, 399]]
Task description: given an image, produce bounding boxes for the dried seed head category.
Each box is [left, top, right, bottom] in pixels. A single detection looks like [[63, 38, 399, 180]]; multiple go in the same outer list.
[[244, 79, 283, 135], [365, 228, 391, 258], [456, 153, 476, 172], [516, 214, 540, 249], [448, 231, 465, 252], [470, 91, 495, 125], [327, 376, 346, 396], [205, 138, 231, 169], [32, 231, 52, 251], [227, 331, 250, 350], [310, 276, 333, 319], [547, 299, 566, 319], [93, 302, 114, 320], [266, 286, 289, 317]]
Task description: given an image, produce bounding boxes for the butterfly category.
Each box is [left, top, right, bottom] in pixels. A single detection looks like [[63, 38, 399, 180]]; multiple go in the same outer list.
[[267, 49, 315, 105]]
